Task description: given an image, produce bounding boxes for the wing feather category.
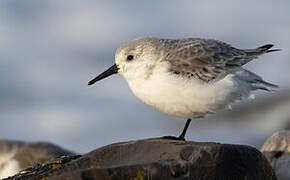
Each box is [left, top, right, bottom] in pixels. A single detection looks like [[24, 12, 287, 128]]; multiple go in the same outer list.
[[160, 39, 256, 82]]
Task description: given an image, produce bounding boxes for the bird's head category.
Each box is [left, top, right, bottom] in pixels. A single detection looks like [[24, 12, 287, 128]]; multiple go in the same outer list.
[[88, 37, 163, 85]]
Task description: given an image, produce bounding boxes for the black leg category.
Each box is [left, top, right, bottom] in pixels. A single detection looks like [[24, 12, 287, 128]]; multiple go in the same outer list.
[[162, 118, 192, 141], [178, 118, 192, 140]]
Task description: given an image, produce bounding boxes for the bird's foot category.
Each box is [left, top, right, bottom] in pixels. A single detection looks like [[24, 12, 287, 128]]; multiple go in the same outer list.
[[161, 135, 185, 141], [161, 119, 191, 141]]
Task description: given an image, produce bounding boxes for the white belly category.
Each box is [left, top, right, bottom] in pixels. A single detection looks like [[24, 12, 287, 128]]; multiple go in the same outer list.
[[126, 69, 251, 119]]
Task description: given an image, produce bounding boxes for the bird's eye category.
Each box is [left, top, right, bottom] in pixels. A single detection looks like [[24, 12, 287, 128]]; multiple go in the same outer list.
[[127, 55, 134, 61]]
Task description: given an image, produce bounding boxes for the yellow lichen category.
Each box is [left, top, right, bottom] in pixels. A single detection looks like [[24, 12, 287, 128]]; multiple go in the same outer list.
[[48, 163, 62, 169], [88, 165, 101, 170], [134, 170, 145, 180], [53, 164, 62, 169]]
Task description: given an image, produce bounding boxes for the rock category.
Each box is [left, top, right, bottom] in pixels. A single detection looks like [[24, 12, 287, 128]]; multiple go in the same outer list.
[[0, 140, 75, 179], [262, 131, 290, 180], [6, 138, 276, 180]]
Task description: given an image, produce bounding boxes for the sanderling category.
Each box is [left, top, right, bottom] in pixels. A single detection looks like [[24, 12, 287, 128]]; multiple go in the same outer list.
[[88, 37, 280, 140]]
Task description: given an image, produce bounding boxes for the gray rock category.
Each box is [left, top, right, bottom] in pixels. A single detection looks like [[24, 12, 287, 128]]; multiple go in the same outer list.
[[7, 138, 276, 180], [262, 131, 290, 180]]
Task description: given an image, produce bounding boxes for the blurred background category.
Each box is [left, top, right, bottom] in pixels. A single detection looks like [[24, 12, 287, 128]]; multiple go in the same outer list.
[[0, 0, 289, 154]]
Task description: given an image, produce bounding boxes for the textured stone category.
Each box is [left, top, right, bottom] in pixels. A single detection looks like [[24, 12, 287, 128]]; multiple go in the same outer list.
[[262, 131, 290, 180], [6, 138, 276, 180]]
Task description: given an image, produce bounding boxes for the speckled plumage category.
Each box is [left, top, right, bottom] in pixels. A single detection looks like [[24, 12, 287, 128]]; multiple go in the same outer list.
[[91, 37, 280, 119], [161, 38, 252, 82], [118, 37, 279, 83]]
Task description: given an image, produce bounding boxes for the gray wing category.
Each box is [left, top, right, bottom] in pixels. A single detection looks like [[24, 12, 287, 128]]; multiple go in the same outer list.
[[160, 38, 273, 83]]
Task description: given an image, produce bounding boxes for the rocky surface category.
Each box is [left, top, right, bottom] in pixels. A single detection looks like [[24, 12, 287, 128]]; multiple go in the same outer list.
[[262, 131, 290, 180], [6, 138, 276, 180], [0, 140, 75, 179]]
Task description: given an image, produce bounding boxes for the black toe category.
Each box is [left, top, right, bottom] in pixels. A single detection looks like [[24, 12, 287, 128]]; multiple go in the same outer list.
[[161, 136, 186, 141]]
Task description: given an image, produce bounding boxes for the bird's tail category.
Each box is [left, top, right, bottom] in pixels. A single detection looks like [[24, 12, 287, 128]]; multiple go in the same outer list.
[[244, 44, 281, 57], [236, 69, 279, 92], [251, 79, 279, 92]]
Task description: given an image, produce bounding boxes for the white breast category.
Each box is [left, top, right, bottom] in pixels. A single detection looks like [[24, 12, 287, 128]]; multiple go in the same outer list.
[[124, 65, 252, 119]]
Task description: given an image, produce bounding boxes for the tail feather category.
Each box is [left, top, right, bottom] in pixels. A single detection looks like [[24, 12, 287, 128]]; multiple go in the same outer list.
[[252, 79, 279, 92], [266, 49, 282, 53], [237, 69, 279, 92], [258, 44, 274, 50], [258, 44, 282, 53], [244, 44, 281, 56]]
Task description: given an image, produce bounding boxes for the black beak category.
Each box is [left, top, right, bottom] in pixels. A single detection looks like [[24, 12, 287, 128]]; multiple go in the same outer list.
[[88, 64, 119, 85]]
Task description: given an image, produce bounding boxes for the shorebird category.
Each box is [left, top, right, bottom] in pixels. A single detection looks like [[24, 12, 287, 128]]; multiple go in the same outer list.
[[88, 37, 280, 140]]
